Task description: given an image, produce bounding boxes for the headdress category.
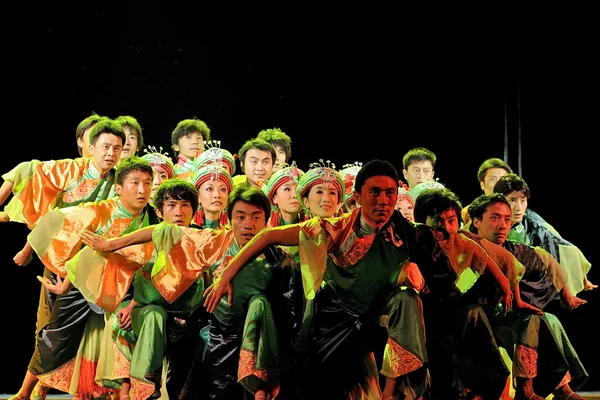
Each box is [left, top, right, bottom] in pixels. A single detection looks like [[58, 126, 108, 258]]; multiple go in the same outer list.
[[141, 146, 175, 178], [339, 161, 363, 203], [190, 164, 234, 193], [409, 179, 445, 201], [193, 140, 236, 176], [397, 180, 414, 206], [261, 162, 304, 200], [260, 162, 307, 227], [297, 159, 344, 207]]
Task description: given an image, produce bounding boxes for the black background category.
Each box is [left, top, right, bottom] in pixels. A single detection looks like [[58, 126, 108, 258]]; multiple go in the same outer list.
[[1, 3, 598, 393]]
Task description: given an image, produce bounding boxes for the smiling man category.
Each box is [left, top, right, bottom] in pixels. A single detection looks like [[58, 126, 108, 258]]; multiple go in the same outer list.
[[232, 138, 276, 189]]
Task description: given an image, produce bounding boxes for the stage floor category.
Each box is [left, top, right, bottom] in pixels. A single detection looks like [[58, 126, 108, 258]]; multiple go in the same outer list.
[[3, 394, 600, 399]]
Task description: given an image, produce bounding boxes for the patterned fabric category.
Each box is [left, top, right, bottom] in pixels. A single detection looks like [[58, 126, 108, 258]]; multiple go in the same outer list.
[[4, 157, 115, 228], [175, 154, 194, 180], [510, 209, 591, 294], [32, 199, 145, 277]]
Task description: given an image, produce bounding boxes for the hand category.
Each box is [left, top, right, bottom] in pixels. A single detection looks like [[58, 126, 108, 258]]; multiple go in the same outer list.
[[562, 292, 587, 310], [499, 284, 514, 315], [515, 299, 543, 315], [37, 274, 71, 295], [203, 276, 233, 313], [0, 211, 9, 223], [14, 250, 33, 266], [81, 230, 113, 252], [583, 276, 598, 291], [117, 306, 133, 330]]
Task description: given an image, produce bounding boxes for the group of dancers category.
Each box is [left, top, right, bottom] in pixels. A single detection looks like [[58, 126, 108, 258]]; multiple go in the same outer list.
[[0, 113, 594, 400]]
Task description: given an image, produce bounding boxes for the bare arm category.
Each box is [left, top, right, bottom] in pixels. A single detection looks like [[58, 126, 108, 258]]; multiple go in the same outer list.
[[534, 247, 586, 310], [513, 280, 543, 314], [0, 180, 14, 207], [81, 226, 156, 252], [483, 253, 513, 313]]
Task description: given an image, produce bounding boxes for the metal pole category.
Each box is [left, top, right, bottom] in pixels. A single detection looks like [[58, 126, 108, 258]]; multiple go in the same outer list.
[[516, 76, 522, 176], [504, 79, 509, 163]]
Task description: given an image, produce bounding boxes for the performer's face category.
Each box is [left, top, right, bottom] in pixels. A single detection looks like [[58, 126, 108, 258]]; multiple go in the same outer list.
[[395, 197, 414, 223], [230, 201, 267, 247], [120, 126, 139, 160], [198, 179, 229, 215], [78, 124, 95, 158], [302, 183, 339, 218], [151, 165, 171, 200], [504, 191, 528, 224], [473, 202, 512, 245], [273, 181, 301, 215], [356, 176, 397, 228], [174, 132, 204, 160], [272, 145, 287, 172], [402, 160, 434, 189], [91, 132, 123, 172], [480, 167, 508, 195], [425, 208, 459, 234], [156, 198, 194, 226], [115, 170, 152, 214], [242, 149, 274, 188]]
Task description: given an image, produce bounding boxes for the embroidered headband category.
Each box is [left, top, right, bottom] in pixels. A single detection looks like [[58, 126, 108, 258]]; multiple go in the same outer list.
[[297, 159, 344, 206], [141, 146, 175, 178], [261, 162, 304, 201], [191, 164, 234, 193]]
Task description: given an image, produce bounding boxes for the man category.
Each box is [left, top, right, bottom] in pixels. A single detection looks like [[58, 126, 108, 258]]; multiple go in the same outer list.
[[5, 117, 127, 400], [170, 118, 211, 180], [1, 117, 124, 228], [461, 157, 512, 227], [494, 173, 595, 294], [81, 185, 285, 400], [117, 115, 145, 160], [469, 194, 588, 400], [257, 127, 292, 172], [73, 179, 203, 400], [401, 146, 436, 189], [401, 186, 521, 399], [205, 159, 476, 399], [232, 138, 276, 189], [25, 156, 153, 399]]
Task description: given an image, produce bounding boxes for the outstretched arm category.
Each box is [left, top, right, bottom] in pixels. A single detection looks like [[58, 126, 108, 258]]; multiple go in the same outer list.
[[513, 281, 543, 314], [81, 226, 157, 252], [534, 247, 587, 310], [203, 224, 301, 312]]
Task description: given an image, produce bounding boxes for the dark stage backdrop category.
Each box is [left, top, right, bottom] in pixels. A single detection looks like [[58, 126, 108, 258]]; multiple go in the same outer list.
[[1, 3, 598, 394]]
